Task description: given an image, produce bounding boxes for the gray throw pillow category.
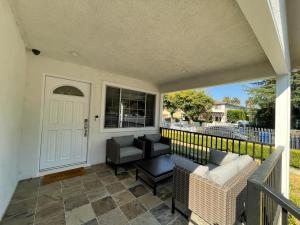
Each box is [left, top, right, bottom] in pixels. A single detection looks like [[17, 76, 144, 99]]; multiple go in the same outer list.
[[209, 149, 239, 166], [145, 133, 161, 143], [112, 135, 134, 147]]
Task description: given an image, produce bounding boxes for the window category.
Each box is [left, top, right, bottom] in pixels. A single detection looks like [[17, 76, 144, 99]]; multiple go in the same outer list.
[[104, 86, 156, 128], [53, 86, 84, 97]]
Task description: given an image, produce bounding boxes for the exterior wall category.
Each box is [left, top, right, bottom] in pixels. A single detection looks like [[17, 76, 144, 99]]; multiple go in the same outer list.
[[212, 103, 246, 123], [0, 0, 27, 219], [20, 53, 161, 179]]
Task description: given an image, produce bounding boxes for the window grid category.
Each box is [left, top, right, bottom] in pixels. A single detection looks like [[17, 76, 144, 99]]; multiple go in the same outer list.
[[104, 86, 155, 128]]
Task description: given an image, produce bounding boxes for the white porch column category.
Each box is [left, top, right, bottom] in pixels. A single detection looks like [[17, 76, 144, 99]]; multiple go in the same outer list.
[[275, 73, 291, 198]]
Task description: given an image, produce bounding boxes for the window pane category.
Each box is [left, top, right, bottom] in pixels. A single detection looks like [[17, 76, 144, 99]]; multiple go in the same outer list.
[[53, 86, 84, 97], [120, 89, 145, 127], [146, 94, 155, 126], [104, 86, 120, 128]]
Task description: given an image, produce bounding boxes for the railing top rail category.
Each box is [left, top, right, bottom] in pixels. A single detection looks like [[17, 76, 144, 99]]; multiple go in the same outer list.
[[160, 127, 274, 146], [248, 146, 300, 221], [258, 183, 300, 221], [248, 146, 284, 183]]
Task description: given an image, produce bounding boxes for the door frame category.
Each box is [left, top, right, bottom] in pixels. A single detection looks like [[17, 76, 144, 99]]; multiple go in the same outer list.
[[37, 74, 92, 176]]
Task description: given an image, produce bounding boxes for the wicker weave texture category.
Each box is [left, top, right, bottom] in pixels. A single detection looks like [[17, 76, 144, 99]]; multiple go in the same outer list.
[[188, 161, 258, 225]]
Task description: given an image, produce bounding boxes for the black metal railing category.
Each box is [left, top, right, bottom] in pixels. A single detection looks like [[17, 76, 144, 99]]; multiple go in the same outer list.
[[160, 127, 273, 164], [247, 146, 300, 225]]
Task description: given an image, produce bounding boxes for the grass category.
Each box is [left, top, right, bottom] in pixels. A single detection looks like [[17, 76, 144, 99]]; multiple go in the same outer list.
[[291, 150, 300, 168], [163, 129, 300, 224], [162, 130, 300, 168], [289, 172, 300, 225]]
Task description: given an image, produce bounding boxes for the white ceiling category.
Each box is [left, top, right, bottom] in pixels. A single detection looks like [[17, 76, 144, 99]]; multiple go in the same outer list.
[[9, 0, 270, 86]]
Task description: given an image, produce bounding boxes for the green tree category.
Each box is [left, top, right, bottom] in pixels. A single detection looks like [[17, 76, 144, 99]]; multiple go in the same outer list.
[[163, 93, 180, 118], [222, 96, 241, 105], [223, 96, 231, 103], [227, 109, 246, 123], [163, 90, 214, 121], [245, 72, 300, 128]]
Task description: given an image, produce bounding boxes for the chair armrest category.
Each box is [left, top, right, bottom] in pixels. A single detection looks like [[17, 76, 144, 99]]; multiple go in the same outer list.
[[160, 136, 171, 145], [134, 138, 145, 158], [134, 138, 145, 150], [106, 139, 121, 164], [173, 165, 193, 208], [143, 138, 155, 149]]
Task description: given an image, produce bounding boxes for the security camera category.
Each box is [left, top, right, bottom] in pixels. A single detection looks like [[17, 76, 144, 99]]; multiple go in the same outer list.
[[32, 49, 41, 55]]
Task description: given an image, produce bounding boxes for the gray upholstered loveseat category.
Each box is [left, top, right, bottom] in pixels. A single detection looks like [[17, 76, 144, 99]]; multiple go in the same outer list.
[[172, 150, 258, 225], [106, 135, 145, 175]]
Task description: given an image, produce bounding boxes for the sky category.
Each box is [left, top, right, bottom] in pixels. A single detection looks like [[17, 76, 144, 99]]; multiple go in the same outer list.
[[205, 82, 251, 106]]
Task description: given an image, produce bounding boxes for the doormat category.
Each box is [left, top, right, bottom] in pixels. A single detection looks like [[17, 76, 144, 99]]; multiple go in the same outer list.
[[42, 167, 86, 185]]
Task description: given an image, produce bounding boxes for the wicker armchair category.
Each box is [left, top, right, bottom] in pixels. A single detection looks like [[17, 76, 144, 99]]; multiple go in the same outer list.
[[172, 153, 258, 225], [188, 161, 258, 225]]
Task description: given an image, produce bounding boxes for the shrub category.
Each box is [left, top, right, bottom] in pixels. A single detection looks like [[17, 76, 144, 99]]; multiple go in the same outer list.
[[227, 109, 246, 123], [291, 149, 300, 169]]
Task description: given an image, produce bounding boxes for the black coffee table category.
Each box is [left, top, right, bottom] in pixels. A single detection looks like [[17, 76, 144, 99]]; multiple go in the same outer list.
[[135, 154, 175, 195]]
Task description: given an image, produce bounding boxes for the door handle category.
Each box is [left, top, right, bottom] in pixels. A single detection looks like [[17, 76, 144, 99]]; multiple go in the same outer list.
[[84, 119, 88, 137]]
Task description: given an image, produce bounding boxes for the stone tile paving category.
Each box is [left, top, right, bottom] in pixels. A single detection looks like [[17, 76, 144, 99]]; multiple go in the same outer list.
[[0, 163, 188, 225]]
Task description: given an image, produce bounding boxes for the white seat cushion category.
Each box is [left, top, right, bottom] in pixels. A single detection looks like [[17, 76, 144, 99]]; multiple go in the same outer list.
[[207, 155, 253, 186]]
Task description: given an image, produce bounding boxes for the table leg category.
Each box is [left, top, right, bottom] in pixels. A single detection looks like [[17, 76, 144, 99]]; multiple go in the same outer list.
[[171, 197, 175, 213], [153, 182, 157, 195]]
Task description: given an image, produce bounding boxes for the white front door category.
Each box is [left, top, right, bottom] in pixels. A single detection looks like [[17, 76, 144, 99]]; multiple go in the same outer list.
[[40, 76, 91, 171]]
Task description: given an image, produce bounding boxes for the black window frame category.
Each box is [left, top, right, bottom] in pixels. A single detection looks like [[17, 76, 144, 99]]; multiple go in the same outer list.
[[104, 85, 156, 129]]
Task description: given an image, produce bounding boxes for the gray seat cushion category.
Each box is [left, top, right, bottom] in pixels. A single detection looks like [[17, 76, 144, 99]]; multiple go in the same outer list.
[[209, 149, 239, 166], [112, 135, 134, 147], [207, 155, 253, 186], [120, 146, 143, 158], [145, 133, 161, 143], [174, 156, 199, 172], [153, 143, 169, 152]]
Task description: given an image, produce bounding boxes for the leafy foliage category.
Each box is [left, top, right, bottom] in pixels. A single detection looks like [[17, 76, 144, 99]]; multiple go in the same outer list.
[[163, 90, 214, 121], [246, 72, 300, 128], [226, 109, 246, 123], [223, 97, 241, 105]]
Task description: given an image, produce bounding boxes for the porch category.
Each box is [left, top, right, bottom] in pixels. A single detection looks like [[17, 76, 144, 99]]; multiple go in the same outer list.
[[1, 0, 300, 224]]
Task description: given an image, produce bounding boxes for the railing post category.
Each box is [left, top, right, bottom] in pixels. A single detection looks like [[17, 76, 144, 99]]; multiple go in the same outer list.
[[282, 208, 288, 225], [275, 74, 291, 198], [247, 180, 262, 225]]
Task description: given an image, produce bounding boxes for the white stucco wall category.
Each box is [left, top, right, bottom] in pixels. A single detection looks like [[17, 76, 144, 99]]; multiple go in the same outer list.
[[0, 0, 27, 219], [20, 54, 161, 179]]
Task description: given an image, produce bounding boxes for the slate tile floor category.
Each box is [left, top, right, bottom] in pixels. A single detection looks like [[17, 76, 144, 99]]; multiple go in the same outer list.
[[0, 164, 188, 225]]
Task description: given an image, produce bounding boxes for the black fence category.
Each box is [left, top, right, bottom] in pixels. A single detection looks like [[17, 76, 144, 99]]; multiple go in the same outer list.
[[247, 146, 300, 225], [169, 123, 300, 150], [160, 127, 273, 164]]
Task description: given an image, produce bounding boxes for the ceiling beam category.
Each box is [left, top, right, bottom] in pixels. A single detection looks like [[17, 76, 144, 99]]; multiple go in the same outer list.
[[236, 0, 291, 75], [159, 61, 274, 93]]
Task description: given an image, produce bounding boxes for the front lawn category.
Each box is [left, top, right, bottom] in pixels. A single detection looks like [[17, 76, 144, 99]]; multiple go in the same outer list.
[[162, 130, 300, 168], [289, 172, 300, 225]]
